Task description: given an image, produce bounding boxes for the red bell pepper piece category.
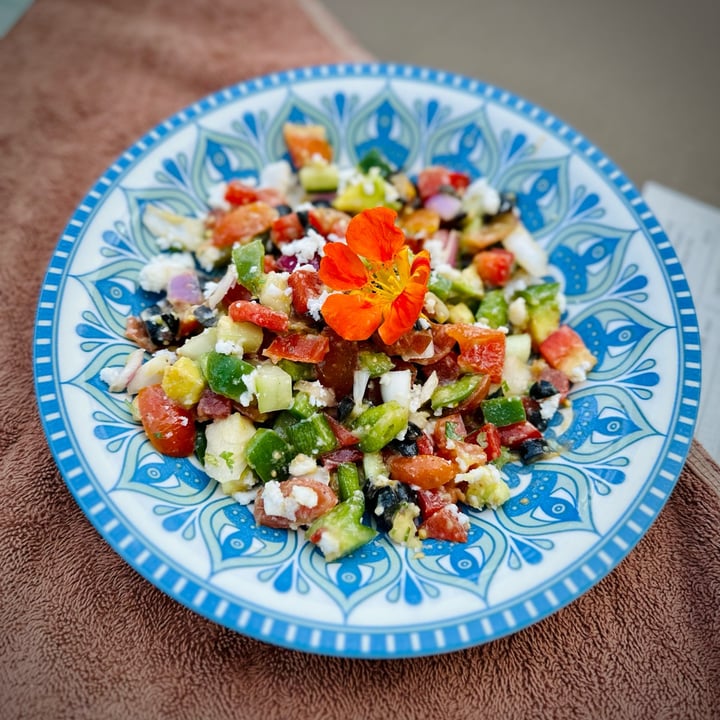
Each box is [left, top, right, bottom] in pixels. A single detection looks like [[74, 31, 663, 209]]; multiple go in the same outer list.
[[228, 300, 289, 333], [497, 421, 542, 449], [539, 325, 597, 383], [224, 180, 259, 206], [263, 333, 330, 364]]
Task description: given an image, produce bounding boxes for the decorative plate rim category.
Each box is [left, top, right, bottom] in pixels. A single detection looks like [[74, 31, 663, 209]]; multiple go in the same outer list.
[[33, 61, 702, 658]]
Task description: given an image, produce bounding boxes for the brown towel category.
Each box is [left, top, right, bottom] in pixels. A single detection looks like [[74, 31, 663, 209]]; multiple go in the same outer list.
[[1, 1, 718, 718]]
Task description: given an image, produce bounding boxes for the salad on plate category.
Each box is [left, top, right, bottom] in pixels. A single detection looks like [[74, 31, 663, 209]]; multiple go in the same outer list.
[[102, 122, 597, 562]]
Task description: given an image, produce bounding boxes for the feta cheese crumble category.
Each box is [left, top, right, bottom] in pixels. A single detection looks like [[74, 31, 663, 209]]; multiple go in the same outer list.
[[138, 252, 195, 293], [281, 228, 327, 262], [261, 480, 318, 523]]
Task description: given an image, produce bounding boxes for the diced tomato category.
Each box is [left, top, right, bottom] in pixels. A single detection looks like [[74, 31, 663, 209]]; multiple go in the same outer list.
[[287, 268, 325, 315], [224, 180, 259, 206], [212, 202, 278, 248], [387, 454, 457, 490], [255, 187, 286, 207], [220, 281, 252, 306], [413, 323, 456, 367], [473, 248, 515, 287], [539, 325, 597, 381], [177, 311, 201, 340], [320, 447, 364, 471], [136, 384, 196, 457], [254, 478, 337, 529], [323, 414, 360, 448], [481, 422, 502, 461], [224, 184, 284, 209], [417, 167, 450, 201], [228, 300, 289, 333], [467, 422, 502, 462], [417, 166, 471, 201], [448, 171, 471, 193], [316, 329, 358, 398], [271, 212, 305, 246], [538, 324, 580, 366], [263, 333, 330, 364], [497, 421, 542, 449], [282, 123, 333, 169], [307, 207, 351, 238], [433, 412, 487, 469], [376, 329, 433, 360], [421, 352, 461, 384], [420, 504, 468, 543], [417, 487, 455, 520], [538, 366, 570, 401], [458, 340, 505, 383], [446, 324, 506, 383], [415, 432, 435, 456], [433, 413, 467, 456]]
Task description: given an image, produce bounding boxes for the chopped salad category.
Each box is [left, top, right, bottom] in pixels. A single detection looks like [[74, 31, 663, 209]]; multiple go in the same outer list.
[[103, 122, 597, 560]]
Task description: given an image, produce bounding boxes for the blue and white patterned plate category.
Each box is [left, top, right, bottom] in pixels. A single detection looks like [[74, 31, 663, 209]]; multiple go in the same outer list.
[[34, 63, 701, 658]]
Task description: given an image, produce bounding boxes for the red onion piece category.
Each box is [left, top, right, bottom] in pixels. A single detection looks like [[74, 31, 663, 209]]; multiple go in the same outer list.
[[425, 193, 463, 221], [205, 265, 237, 309], [167, 269, 203, 306], [275, 254, 298, 272], [105, 348, 144, 392], [444, 229, 460, 267]]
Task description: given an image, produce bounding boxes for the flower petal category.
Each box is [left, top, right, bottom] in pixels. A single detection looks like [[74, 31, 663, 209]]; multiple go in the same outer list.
[[318, 242, 368, 290], [410, 250, 431, 283], [378, 280, 428, 345], [321, 292, 383, 341], [346, 207, 405, 262]]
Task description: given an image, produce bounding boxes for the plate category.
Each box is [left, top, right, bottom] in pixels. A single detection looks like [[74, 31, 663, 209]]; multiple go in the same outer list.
[[34, 63, 701, 658]]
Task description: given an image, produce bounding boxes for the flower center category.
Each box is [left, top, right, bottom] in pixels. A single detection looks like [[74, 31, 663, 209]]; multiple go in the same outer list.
[[368, 261, 404, 300], [365, 247, 412, 303]]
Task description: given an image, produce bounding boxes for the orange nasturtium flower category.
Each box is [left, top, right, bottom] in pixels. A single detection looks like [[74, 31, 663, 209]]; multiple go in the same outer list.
[[319, 207, 431, 345]]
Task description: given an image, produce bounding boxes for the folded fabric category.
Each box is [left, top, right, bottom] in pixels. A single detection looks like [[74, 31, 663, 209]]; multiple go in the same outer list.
[[1, 1, 718, 718]]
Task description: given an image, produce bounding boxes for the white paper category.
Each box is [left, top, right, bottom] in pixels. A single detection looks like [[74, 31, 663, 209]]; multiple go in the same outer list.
[[643, 181, 719, 462]]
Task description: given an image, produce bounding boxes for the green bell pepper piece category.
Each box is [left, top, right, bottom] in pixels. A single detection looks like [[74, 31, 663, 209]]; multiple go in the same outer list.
[[356, 148, 394, 179], [232, 237, 265, 295], [306, 490, 378, 561], [277, 359, 314, 382], [202, 351, 255, 402], [289, 391, 316, 419], [286, 413, 337, 457], [477, 289, 509, 328], [272, 410, 297, 442], [351, 400, 409, 453], [430, 374, 486, 411], [357, 350, 394, 378], [428, 271, 453, 301], [337, 462, 360, 501], [246, 428, 293, 483], [481, 396, 526, 427]]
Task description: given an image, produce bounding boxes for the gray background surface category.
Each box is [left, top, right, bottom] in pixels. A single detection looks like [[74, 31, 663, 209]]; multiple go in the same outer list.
[[320, 0, 720, 208]]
